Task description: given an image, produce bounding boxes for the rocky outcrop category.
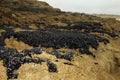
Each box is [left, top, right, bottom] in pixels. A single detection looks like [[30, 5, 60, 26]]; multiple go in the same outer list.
[[0, 0, 120, 80]]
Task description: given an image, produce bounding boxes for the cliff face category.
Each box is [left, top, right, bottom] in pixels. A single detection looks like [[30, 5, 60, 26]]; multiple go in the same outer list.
[[0, 0, 120, 80]]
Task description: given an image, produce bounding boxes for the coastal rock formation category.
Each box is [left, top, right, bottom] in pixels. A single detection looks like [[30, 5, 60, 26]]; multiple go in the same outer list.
[[0, 0, 120, 80]]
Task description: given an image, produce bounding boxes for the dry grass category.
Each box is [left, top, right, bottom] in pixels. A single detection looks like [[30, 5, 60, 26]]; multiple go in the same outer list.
[[14, 28, 25, 32], [0, 61, 7, 80], [5, 37, 32, 51], [0, 30, 5, 36]]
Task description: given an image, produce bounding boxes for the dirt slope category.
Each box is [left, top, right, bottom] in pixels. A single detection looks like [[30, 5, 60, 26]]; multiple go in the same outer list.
[[0, 0, 120, 80]]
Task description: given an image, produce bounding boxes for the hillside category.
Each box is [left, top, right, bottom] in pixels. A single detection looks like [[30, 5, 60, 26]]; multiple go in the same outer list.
[[93, 14, 120, 21], [0, 0, 120, 80]]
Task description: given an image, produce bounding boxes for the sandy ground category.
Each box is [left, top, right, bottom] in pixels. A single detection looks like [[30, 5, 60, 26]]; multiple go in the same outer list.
[[116, 18, 120, 21]]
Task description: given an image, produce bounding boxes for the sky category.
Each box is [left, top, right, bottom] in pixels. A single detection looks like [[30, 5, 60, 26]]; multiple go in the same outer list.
[[39, 0, 120, 15]]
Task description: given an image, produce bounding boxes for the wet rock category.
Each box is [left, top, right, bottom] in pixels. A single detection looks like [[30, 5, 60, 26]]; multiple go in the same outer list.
[[22, 47, 42, 55], [62, 52, 74, 61], [47, 61, 58, 72], [50, 50, 62, 58], [49, 50, 74, 61], [0, 47, 57, 79], [63, 62, 74, 66]]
